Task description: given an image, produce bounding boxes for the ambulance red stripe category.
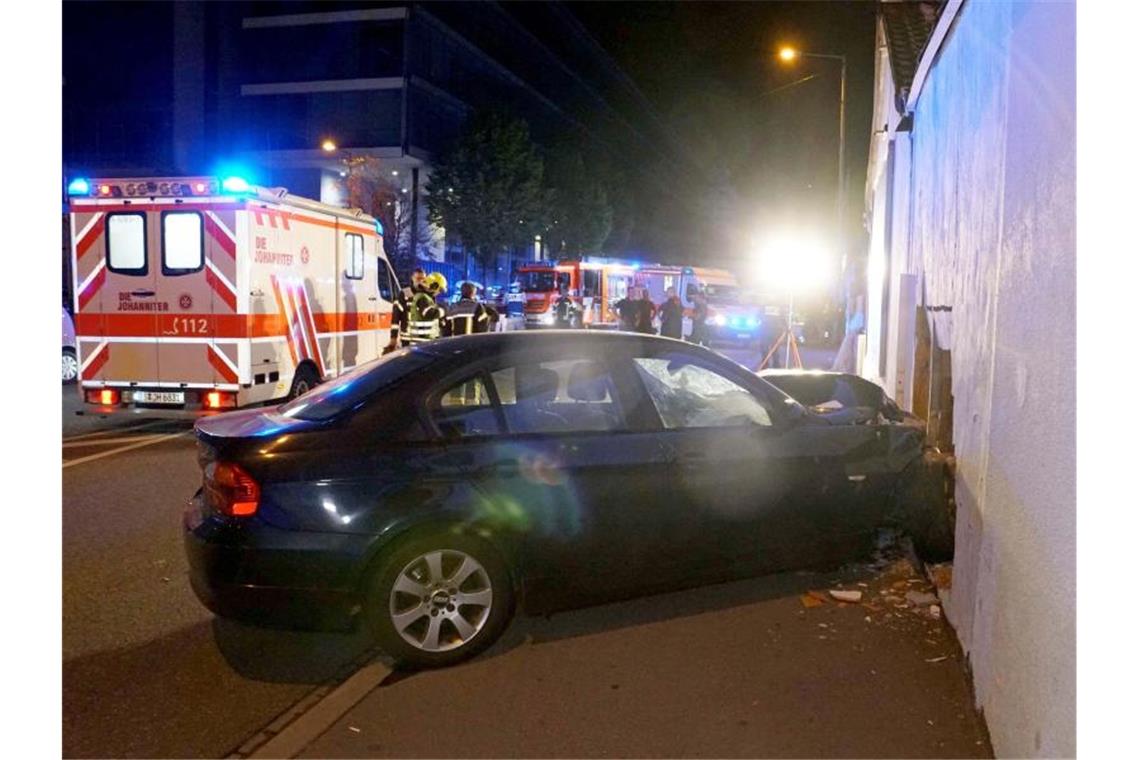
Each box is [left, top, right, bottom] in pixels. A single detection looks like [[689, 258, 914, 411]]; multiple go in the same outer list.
[[205, 267, 238, 311], [293, 280, 326, 376], [206, 346, 239, 384], [75, 215, 105, 260], [204, 215, 236, 258], [75, 311, 392, 338], [269, 275, 299, 367], [81, 344, 109, 378], [77, 266, 106, 310], [285, 282, 316, 364]]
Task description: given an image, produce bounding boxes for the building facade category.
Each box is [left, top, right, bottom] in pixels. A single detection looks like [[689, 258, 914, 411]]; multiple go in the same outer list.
[[861, 1, 1075, 755], [64, 1, 666, 285]]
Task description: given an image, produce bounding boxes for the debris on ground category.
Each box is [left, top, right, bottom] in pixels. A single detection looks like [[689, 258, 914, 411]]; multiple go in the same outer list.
[[925, 655, 949, 663], [930, 605, 942, 619], [800, 594, 824, 609], [829, 589, 863, 603], [348, 726, 361, 733], [905, 590, 939, 606]]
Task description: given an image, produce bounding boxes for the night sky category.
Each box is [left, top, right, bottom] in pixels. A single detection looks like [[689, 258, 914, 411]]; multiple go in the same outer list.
[[570, 0, 877, 266]]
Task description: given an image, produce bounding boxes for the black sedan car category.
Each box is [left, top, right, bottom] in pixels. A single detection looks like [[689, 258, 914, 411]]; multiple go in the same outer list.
[[185, 331, 950, 668]]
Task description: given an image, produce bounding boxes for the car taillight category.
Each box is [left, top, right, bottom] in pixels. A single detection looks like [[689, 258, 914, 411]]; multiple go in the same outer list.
[[85, 389, 120, 405], [204, 391, 237, 409], [204, 462, 260, 517]]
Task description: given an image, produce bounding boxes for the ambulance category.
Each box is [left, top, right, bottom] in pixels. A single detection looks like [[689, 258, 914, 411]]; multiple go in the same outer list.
[[67, 176, 400, 414]]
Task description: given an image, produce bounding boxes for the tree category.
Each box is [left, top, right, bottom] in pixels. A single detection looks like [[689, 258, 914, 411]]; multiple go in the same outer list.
[[545, 148, 613, 258], [425, 111, 547, 282], [339, 157, 433, 275]]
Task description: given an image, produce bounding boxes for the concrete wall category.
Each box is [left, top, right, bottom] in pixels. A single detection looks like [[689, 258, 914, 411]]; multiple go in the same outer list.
[[900, 1, 1076, 755]]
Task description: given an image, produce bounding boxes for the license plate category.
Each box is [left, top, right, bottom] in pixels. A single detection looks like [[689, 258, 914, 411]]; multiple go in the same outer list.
[[134, 390, 185, 405]]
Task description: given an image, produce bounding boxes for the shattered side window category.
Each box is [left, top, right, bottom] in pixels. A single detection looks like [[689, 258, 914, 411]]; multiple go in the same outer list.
[[633, 356, 772, 429]]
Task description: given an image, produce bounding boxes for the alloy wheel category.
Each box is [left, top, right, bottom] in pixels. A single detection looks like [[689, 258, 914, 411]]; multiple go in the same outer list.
[[62, 352, 79, 382], [388, 549, 494, 652]]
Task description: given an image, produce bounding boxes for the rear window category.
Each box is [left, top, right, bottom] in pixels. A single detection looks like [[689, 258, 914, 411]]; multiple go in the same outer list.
[[162, 211, 204, 274], [278, 348, 434, 421], [106, 213, 147, 274], [345, 233, 364, 279]]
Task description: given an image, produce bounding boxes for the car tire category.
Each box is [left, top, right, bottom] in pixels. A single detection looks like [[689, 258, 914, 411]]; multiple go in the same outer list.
[[62, 347, 79, 384], [287, 364, 320, 400], [366, 531, 514, 669]]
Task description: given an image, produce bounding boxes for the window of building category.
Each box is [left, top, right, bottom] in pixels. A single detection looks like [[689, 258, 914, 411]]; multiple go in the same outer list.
[[161, 212, 203, 275], [106, 213, 147, 275]]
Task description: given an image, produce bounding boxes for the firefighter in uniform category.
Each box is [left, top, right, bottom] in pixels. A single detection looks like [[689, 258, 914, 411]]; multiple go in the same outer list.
[[552, 286, 579, 328], [388, 268, 446, 349], [445, 282, 493, 336]]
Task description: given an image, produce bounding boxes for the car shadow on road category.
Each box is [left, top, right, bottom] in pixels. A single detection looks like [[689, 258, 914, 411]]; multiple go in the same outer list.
[[211, 617, 384, 684], [482, 559, 883, 662]]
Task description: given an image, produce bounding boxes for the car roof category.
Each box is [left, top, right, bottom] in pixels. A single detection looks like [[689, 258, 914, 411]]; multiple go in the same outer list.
[[415, 329, 697, 358]]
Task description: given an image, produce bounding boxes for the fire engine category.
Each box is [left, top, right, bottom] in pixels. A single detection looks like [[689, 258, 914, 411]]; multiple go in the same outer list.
[[518, 258, 638, 328], [67, 176, 400, 414]]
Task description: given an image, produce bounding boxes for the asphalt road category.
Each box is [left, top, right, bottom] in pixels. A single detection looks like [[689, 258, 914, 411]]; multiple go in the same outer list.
[[59, 341, 989, 759], [62, 390, 377, 758]]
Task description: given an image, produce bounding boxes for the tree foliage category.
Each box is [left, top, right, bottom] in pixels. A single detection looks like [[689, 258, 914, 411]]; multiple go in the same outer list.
[[545, 147, 614, 258], [425, 111, 547, 273]]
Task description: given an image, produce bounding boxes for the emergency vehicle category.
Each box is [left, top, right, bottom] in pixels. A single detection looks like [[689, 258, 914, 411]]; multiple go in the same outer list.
[[518, 258, 637, 328], [67, 176, 400, 414]]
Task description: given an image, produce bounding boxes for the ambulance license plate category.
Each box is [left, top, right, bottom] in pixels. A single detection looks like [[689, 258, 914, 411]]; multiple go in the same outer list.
[[134, 391, 185, 405]]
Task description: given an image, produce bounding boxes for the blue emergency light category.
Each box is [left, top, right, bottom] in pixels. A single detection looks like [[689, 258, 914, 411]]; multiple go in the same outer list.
[[375, 219, 384, 236], [68, 178, 90, 195], [221, 176, 251, 194]]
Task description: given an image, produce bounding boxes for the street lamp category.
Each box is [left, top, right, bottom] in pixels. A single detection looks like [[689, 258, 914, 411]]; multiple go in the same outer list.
[[321, 139, 338, 153], [776, 46, 848, 270]]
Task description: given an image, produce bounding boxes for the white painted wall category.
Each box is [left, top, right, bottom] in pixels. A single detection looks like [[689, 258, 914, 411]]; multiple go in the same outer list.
[[876, 1, 1076, 755]]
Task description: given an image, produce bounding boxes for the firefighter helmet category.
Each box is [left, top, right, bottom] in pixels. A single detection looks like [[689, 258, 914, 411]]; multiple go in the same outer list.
[[426, 272, 448, 295]]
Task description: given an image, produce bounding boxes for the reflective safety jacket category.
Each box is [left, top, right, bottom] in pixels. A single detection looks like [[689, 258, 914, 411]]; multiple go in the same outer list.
[[395, 286, 444, 344], [446, 298, 491, 336]]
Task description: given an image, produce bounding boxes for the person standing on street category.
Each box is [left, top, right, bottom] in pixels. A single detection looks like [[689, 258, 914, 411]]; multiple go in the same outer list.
[[387, 267, 428, 351], [688, 292, 710, 346], [391, 270, 447, 347], [634, 288, 657, 334], [613, 290, 639, 332], [658, 286, 684, 339], [445, 282, 493, 336], [553, 286, 579, 329]]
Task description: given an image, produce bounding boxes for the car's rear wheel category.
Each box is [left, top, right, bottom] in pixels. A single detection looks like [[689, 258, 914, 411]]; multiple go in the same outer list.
[[287, 364, 320, 399], [62, 347, 78, 384], [367, 533, 514, 669]]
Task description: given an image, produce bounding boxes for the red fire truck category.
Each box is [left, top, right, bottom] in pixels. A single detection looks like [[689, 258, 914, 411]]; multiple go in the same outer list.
[[518, 259, 638, 328], [67, 175, 400, 414]]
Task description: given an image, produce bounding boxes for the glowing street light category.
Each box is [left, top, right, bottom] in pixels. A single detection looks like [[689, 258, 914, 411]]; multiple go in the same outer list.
[[773, 45, 848, 280], [321, 139, 337, 152], [754, 232, 833, 369]]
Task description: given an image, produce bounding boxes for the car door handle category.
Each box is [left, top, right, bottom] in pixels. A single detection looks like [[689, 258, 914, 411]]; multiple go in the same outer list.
[[130, 289, 156, 298], [368, 296, 378, 301]]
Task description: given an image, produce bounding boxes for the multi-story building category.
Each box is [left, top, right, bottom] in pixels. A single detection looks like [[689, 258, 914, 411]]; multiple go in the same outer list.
[[64, 1, 677, 284]]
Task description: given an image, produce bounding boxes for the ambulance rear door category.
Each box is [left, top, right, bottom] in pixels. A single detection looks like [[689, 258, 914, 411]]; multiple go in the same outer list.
[[99, 208, 160, 386], [153, 204, 242, 392]]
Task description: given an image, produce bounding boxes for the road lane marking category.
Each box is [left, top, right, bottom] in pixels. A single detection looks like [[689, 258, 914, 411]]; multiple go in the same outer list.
[[62, 433, 171, 449], [62, 419, 179, 443], [62, 431, 190, 469], [239, 658, 391, 759]]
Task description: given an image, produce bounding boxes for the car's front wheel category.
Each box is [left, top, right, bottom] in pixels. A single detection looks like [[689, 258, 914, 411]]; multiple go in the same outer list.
[[367, 532, 514, 669]]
